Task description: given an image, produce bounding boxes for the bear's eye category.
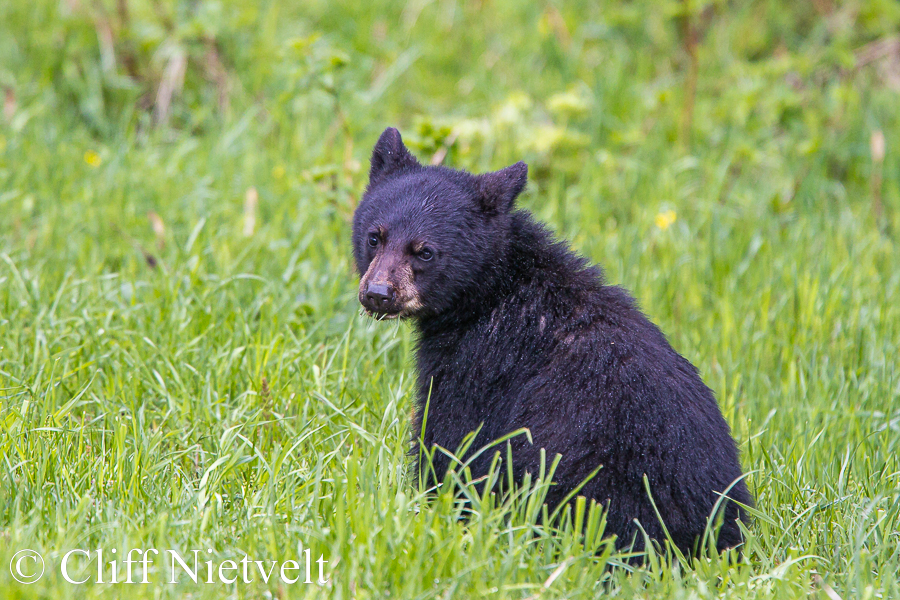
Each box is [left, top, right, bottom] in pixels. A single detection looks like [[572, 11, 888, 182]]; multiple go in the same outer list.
[[367, 233, 379, 248], [418, 247, 434, 261]]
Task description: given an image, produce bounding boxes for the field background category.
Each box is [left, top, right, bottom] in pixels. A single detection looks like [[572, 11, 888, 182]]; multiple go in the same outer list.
[[1, 0, 899, 598]]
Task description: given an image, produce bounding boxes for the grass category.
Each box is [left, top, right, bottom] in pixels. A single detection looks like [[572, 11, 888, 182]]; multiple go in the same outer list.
[[1, 0, 899, 597]]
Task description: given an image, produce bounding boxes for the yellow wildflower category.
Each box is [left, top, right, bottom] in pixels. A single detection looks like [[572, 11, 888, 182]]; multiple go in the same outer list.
[[84, 150, 102, 167], [272, 164, 286, 180], [655, 209, 676, 231]]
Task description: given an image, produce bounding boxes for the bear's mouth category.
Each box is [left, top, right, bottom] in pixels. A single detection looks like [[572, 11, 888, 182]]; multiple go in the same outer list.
[[362, 307, 403, 320]]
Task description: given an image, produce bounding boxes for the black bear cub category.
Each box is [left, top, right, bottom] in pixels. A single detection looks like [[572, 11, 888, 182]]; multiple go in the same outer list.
[[353, 127, 751, 556]]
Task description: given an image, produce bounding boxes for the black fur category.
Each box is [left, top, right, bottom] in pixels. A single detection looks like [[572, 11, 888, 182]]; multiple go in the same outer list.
[[353, 128, 752, 556]]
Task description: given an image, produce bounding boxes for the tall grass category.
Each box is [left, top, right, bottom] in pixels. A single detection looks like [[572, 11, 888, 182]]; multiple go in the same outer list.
[[1, 0, 899, 597]]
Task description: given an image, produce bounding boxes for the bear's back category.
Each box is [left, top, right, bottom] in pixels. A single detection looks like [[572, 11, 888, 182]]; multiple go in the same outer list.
[[413, 211, 751, 555]]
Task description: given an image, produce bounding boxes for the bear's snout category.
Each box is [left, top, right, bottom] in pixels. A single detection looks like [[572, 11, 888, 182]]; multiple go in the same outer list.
[[358, 252, 422, 319], [363, 281, 396, 314]]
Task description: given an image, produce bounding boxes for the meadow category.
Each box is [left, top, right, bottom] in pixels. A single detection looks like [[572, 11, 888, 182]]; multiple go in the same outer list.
[[1, 0, 899, 597]]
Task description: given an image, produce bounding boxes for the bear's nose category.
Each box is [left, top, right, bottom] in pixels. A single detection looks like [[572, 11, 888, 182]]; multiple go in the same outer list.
[[364, 282, 395, 310]]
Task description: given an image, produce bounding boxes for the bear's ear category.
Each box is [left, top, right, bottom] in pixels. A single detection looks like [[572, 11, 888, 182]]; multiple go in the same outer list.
[[475, 161, 528, 214], [369, 127, 420, 187]]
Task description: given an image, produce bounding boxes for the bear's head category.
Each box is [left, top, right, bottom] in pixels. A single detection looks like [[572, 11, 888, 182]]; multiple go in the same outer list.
[[353, 127, 528, 320]]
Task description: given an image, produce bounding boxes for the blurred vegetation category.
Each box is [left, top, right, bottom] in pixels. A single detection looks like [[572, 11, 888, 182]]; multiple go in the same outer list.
[[1, 0, 899, 598]]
